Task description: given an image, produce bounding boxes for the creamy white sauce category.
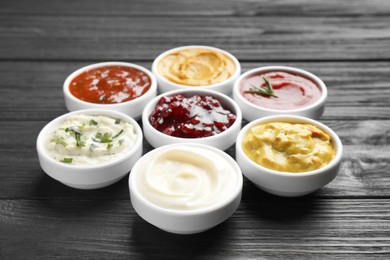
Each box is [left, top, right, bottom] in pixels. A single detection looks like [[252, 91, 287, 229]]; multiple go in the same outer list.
[[136, 146, 238, 210], [45, 114, 137, 166]]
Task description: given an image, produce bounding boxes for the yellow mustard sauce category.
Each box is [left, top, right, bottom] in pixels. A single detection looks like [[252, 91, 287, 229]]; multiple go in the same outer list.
[[242, 122, 335, 173]]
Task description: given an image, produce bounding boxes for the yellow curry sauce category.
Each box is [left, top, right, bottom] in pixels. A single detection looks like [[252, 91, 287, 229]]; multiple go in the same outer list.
[[242, 122, 335, 173], [157, 48, 236, 86]]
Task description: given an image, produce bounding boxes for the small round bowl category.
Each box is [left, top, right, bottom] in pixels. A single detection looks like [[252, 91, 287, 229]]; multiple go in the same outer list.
[[36, 109, 143, 189], [236, 115, 343, 197], [142, 89, 242, 150], [152, 45, 241, 95], [64, 62, 157, 120], [129, 143, 243, 234], [233, 66, 327, 121]]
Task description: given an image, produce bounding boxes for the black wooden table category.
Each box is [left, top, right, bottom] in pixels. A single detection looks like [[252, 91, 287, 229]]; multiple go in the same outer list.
[[1, 0, 390, 259]]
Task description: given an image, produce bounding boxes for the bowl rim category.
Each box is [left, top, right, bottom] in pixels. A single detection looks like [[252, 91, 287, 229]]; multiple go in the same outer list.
[[233, 66, 328, 113], [129, 143, 243, 216], [151, 45, 241, 89], [142, 88, 242, 142], [236, 115, 343, 177], [36, 108, 143, 170], [63, 61, 157, 108]]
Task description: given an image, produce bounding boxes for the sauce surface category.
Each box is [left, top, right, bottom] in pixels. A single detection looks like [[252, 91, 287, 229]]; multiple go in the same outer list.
[[242, 122, 335, 173], [149, 94, 236, 138], [46, 114, 137, 166], [240, 71, 322, 110], [157, 48, 236, 86], [69, 65, 151, 104], [136, 146, 238, 210]]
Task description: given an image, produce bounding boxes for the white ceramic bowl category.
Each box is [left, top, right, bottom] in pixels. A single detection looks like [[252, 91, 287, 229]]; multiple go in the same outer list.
[[152, 45, 241, 95], [142, 89, 242, 150], [129, 143, 243, 234], [64, 62, 157, 120], [36, 109, 143, 189], [236, 115, 343, 197], [233, 66, 327, 121]]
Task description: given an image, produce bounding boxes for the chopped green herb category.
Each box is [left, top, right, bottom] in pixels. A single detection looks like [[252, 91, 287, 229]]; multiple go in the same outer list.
[[244, 76, 278, 97], [60, 158, 73, 164], [65, 128, 72, 133], [93, 129, 124, 143], [50, 136, 67, 146], [115, 119, 121, 124], [75, 132, 85, 147], [89, 119, 98, 126], [65, 127, 77, 134], [65, 127, 85, 147], [107, 143, 113, 150], [112, 129, 124, 139], [94, 132, 112, 143]]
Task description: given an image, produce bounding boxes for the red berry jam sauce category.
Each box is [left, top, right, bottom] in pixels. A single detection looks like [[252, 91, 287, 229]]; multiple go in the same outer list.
[[149, 94, 236, 138]]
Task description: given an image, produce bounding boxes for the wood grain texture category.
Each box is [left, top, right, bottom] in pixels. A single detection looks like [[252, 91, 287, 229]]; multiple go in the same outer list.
[[1, 0, 390, 258], [0, 199, 389, 259], [0, 15, 389, 60], [1, 0, 390, 17]]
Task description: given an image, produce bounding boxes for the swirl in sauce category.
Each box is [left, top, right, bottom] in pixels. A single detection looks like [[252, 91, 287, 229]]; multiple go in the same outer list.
[[136, 146, 238, 210]]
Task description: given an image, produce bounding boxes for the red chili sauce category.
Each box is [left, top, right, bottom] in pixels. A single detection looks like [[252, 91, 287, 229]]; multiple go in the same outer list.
[[69, 65, 151, 104], [240, 71, 322, 110], [149, 94, 236, 138]]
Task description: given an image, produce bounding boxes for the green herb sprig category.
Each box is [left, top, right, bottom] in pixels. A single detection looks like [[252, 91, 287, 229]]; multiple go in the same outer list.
[[112, 129, 124, 139], [65, 127, 86, 147], [244, 76, 277, 97], [60, 158, 73, 164], [94, 132, 112, 143], [89, 119, 98, 126], [93, 129, 124, 144]]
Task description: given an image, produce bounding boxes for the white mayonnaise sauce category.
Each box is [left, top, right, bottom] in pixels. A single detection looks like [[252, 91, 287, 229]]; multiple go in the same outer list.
[[136, 146, 238, 210], [45, 114, 137, 166]]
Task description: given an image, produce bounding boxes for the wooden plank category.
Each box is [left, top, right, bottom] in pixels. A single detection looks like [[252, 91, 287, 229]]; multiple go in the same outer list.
[[0, 199, 389, 259], [1, 1, 388, 258], [0, 119, 389, 199], [0, 61, 389, 121], [0, 16, 389, 60], [1, 0, 389, 17]]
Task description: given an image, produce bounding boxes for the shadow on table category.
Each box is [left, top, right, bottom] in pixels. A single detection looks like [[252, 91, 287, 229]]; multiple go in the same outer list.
[[130, 215, 235, 259], [30, 173, 131, 221], [32, 172, 130, 199], [128, 180, 322, 258], [241, 179, 320, 223]]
